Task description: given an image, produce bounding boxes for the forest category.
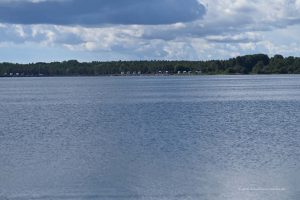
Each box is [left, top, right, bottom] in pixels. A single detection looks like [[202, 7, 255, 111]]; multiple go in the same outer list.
[[1, 54, 300, 76]]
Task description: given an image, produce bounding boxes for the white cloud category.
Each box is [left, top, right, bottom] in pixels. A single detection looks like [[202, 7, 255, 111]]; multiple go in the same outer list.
[[1, 0, 300, 61]]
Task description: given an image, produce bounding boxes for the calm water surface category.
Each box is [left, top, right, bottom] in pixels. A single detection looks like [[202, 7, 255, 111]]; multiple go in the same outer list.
[[0, 75, 299, 200]]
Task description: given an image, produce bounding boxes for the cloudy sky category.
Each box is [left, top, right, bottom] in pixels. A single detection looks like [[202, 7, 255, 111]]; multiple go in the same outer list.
[[0, 0, 300, 62]]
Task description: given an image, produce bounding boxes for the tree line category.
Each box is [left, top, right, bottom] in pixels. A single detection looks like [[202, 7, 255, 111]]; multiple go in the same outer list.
[[1, 54, 300, 76]]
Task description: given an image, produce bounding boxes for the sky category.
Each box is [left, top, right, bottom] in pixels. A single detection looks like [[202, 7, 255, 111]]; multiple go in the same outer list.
[[1, 0, 300, 63]]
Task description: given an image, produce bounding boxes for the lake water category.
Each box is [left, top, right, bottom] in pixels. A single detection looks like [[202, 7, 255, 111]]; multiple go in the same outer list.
[[0, 75, 299, 200]]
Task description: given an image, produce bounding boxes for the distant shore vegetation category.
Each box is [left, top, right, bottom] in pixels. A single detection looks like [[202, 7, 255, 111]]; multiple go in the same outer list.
[[1, 54, 300, 77]]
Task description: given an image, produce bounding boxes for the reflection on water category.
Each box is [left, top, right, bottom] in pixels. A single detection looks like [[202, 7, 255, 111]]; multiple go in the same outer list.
[[0, 75, 299, 200]]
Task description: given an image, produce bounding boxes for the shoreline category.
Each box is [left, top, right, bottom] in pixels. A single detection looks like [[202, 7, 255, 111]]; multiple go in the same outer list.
[[1, 73, 300, 78]]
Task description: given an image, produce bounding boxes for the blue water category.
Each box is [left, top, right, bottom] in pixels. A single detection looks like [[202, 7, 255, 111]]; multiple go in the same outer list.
[[0, 75, 299, 200]]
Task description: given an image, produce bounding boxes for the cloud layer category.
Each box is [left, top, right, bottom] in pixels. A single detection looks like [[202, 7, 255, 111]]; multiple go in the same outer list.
[[1, 0, 300, 62], [0, 0, 205, 25]]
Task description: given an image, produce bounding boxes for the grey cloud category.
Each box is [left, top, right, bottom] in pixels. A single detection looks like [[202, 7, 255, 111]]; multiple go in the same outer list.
[[0, 0, 206, 25]]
